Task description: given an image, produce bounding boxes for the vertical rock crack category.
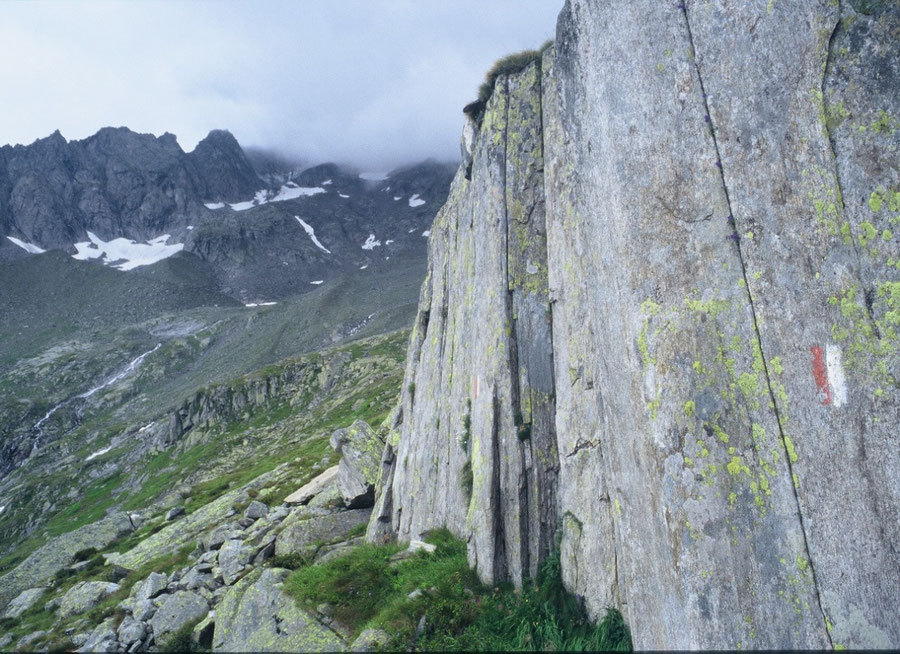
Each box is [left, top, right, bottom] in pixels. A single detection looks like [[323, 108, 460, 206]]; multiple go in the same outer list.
[[680, 4, 833, 646]]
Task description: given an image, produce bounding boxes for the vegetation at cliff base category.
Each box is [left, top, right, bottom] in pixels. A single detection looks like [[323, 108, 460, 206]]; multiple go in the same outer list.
[[285, 529, 632, 651]]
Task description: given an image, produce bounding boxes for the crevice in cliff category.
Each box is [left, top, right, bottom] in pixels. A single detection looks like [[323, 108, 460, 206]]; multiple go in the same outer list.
[[819, 3, 881, 337], [680, 5, 833, 646], [490, 389, 508, 583]]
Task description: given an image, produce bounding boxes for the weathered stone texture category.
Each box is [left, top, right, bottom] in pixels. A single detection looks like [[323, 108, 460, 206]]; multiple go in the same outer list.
[[370, 0, 899, 649]]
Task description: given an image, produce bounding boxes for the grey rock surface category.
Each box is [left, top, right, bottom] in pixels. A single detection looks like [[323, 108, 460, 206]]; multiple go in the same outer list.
[[116, 616, 147, 647], [212, 567, 345, 652], [276, 508, 371, 558], [149, 590, 208, 644], [284, 466, 339, 505], [133, 572, 167, 602], [0, 512, 133, 613], [218, 539, 252, 585], [244, 500, 269, 521], [370, 0, 900, 649], [57, 581, 121, 618], [2, 587, 45, 619]]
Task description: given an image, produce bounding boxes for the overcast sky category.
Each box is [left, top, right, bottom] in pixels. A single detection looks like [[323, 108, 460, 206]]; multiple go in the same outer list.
[[0, 1, 561, 170]]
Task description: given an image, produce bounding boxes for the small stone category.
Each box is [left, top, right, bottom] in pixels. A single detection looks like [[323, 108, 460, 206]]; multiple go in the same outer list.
[[165, 506, 185, 521]]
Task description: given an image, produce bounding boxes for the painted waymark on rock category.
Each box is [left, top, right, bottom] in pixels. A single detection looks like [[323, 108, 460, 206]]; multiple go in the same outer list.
[[810, 344, 848, 408]]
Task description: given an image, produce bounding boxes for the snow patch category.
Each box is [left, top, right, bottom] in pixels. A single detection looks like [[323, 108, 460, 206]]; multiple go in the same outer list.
[[339, 193, 350, 199], [408, 228, 416, 233], [85, 446, 112, 462], [394, 196, 401, 201], [186, 225, 194, 230], [362, 234, 382, 250], [204, 202, 225, 210], [226, 185, 326, 212], [321, 179, 332, 185], [408, 194, 426, 207], [0, 506, 5, 515], [310, 280, 324, 285], [359, 172, 389, 181], [6, 236, 46, 254], [244, 301, 278, 307], [72, 232, 183, 271], [271, 184, 326, 202], [422, 230, 431, 237], [360, 265, 368, 270], [138, 422, 154, 432], [385, 239, 394, 245], [295, 217, 331, 254]]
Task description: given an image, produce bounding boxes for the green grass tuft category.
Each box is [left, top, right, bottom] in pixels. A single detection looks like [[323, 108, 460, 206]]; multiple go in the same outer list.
[[284, 528, 632, 651], [466, 40, 553, 124]]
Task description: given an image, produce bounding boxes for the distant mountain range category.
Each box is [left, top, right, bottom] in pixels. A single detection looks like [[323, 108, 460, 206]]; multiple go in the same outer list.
[[0, 127, 455, 302]]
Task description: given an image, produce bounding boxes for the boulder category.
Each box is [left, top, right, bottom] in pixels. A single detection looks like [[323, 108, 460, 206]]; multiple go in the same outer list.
[[213, 567, 345, 652], [132, 598, 156, 621], [200, 522, 243, 551], [330, 420, 382, 508], [275, 508, 371, 558], [244, 500, 268, 521], [182, 567, 216, 591], [218, 539, 252, 585], [75, 617, 118, 653], [149, 591, 209, 644], [133, 572, 168, 601], [284, 466, 339, 505], [116, 616, 147, 647], [2, 587, 45, 619], [57, 581, 121, 618]]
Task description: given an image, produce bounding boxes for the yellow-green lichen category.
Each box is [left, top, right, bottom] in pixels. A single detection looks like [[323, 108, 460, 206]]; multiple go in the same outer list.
[[684, 400, 696, 417], [783, 435, 798, 463]]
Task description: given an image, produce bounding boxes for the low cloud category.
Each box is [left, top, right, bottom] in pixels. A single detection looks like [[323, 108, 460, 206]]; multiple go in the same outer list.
[[1, 1, 560, 170]]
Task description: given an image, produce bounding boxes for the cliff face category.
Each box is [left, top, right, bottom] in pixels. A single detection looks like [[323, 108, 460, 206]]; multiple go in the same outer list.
[[370, 0, 899, 649]]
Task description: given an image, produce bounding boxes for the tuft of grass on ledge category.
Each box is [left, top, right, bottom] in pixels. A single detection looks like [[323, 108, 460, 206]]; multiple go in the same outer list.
[[284, 528, 632, 651], [464, 40, 553, 124]]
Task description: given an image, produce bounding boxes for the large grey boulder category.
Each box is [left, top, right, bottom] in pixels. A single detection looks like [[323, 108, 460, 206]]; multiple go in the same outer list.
[[2, 587, 45, 619], [284, 466, 339, 505], [133, 571, 167, 601], [275, 509, 371, 558], [57, 581, 121, 618], [218, 539, 252, 585], [117, 615, 147, 647], [330, 420, 383, 507], [149, 591, 209, 644], [213, 567, 345, 652], [244, 500, 268, 521]]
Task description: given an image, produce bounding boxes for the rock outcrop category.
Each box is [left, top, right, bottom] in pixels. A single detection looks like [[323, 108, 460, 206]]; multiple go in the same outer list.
[[371, 0, 899, 649]]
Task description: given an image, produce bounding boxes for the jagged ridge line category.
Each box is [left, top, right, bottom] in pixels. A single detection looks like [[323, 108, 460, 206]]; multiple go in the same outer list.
[[679, 3, 833, 646]]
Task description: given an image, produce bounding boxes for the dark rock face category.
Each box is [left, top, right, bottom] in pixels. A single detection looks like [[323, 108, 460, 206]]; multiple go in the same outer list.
[[187, 130, 262, 203], [0, 126, 455, 302], [373, 0, 899, 650], [0, 127, 260, 255]]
